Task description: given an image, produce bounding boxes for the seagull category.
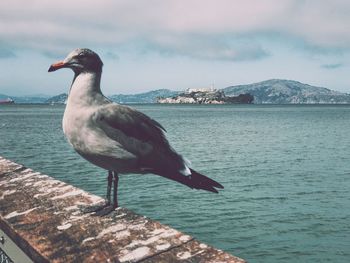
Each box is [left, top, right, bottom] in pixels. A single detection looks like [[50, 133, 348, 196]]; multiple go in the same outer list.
[[48, 48, 223, 212]]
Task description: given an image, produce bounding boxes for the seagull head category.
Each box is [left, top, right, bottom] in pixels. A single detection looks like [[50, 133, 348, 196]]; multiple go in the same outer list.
[[48, 48, 103, 74]]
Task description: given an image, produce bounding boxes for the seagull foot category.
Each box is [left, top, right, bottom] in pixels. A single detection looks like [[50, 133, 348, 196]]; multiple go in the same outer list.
[[82, 202, 113, 214], [92, 205, 117, 216]]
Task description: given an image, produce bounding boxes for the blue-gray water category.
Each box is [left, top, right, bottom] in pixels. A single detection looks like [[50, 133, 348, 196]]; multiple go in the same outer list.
[[1, 104, 350, 262]]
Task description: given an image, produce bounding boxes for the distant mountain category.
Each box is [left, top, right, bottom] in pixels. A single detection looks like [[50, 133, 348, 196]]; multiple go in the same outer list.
[[224, 79, 350, 104], [4, 79, 350, 105], [109, 89, 180, 104], [45, 93, 67, 104], [43, 89, 180, 104]]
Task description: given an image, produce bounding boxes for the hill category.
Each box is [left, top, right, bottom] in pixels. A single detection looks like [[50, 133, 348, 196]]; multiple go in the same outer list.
[[43, 89, 179, 104], [224, 79, 350, 104], [45, 93, 67, 104], [109, 89, 179, 104]]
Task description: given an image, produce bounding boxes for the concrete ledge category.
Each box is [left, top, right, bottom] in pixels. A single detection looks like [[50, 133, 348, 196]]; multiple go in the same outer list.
[[0, 156, 245, 263]]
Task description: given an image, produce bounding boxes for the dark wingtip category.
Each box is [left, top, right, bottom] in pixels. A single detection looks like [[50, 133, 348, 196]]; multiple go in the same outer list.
[[48, 65, 55, 72], [206, 187, 219, 194], [215, 182, 225, 189], [189, 168, 224, 193]]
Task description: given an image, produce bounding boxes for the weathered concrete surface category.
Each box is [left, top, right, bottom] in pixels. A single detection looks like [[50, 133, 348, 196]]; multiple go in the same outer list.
[[0, 156, 245, 263]]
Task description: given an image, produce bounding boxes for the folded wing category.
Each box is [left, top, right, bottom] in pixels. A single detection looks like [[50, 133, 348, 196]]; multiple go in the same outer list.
[[93, 103, 223, 193]]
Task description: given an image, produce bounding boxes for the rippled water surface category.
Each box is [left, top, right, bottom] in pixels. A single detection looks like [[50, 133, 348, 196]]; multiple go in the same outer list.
[[1, 104, 350, 262]]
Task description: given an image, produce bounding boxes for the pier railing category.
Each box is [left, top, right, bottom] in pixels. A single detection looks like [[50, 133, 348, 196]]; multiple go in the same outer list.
[[0, 156, 245, 263]]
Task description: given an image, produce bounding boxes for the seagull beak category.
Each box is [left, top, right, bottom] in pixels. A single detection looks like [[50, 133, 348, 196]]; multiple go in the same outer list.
[[48, 61, 66, 72]]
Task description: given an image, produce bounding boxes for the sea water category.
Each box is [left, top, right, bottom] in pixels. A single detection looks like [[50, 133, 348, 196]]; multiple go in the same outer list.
[[1, 104, 350, 263]]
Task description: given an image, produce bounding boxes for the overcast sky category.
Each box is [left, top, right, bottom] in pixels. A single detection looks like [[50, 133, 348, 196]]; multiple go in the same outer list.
[[0, 0, 350, 96]]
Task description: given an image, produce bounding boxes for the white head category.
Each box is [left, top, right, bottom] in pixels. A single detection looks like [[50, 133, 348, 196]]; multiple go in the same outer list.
[[48, 48, 103, 74]]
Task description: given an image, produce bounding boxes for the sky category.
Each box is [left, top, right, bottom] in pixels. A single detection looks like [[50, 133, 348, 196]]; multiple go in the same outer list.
[[0, 0, 350, 96]]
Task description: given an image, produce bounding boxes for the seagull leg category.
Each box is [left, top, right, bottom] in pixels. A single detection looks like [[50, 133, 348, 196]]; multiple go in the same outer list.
[[92, 172, 119, 215], [106, 170, 113, 205], [83, 171, 114, 215], [113, 172, 119, 208]]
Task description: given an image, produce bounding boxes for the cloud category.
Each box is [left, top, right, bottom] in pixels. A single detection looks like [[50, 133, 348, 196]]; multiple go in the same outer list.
[[142, 34, 270, 61], [0, 0, 350, 61], [321, 63, 343, 69]]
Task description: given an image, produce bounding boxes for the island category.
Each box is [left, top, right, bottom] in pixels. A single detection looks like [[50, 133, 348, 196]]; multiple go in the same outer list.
[[157, 88, 254, 104]]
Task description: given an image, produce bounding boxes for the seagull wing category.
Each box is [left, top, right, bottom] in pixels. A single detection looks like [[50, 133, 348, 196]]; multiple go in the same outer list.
[[93, 103, 224, 193], [93, 103, 170, 157]]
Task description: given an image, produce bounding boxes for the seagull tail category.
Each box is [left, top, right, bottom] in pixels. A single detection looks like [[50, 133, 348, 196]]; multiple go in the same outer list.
[[186, 168, 224, 193], [157, 168, 224, 193]]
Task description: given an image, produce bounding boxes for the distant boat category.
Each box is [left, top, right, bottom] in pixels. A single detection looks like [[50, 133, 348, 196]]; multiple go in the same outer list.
[[0, 98, 15, 104]]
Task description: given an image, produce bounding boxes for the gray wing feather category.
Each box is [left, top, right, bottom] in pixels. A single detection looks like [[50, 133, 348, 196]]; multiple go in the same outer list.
[[93, 104, 170, 155]]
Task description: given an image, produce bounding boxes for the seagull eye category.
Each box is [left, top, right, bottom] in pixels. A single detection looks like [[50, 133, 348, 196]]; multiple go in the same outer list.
[[77, 52, 85, 58]]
